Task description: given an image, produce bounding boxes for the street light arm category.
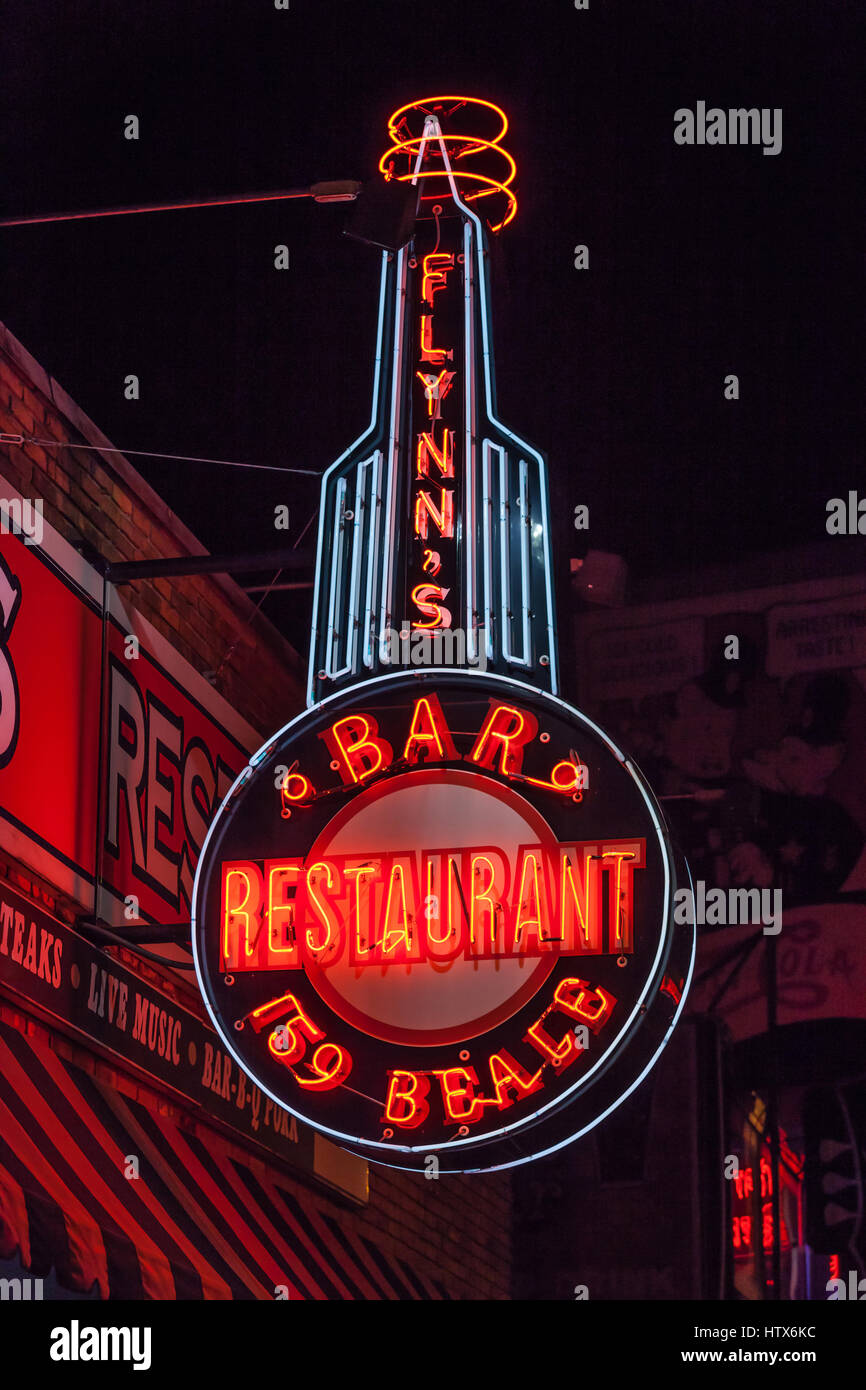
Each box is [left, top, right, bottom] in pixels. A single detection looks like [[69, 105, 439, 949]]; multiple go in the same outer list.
[[0, 181, 362, 228]]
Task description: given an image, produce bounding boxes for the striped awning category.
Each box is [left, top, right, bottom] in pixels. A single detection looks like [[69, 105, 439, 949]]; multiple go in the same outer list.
[[0, 1015, 449, 1300]]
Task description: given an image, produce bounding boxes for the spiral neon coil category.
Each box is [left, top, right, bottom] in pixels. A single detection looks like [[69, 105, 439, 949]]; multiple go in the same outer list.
[[380, 95, 517, 233]]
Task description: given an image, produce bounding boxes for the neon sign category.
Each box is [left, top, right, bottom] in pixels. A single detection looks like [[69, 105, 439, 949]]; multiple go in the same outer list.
[[192, 98, 693, 1171], [193, 675, 693, 1170], [409, 241, 461, 629], [731, 1133, 803, 1260], [308, 97, 559, 700], [219, 836, 642, 972]]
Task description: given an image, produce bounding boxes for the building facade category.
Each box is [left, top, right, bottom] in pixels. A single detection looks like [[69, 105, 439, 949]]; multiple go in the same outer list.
[[0, 319, 511, 1300], [517, 551, 866, 1301]]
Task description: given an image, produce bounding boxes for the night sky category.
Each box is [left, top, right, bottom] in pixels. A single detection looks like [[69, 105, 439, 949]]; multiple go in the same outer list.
[[1, 0, 861, 671]]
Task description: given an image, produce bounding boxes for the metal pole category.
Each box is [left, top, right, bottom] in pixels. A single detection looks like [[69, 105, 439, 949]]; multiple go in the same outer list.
[[767, 932, 782, 1299], [0, 182, 361, 228], [106, 548, 314, 583], [91, 571, 110, 928], [241, 581, 314, 593]]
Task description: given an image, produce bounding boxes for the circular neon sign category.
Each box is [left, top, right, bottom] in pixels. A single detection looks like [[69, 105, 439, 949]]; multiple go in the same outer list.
[[191, 672, 694, 1172]]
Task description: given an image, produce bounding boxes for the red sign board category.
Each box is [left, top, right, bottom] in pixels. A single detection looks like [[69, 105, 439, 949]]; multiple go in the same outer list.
[[0, 477, 259, 927]]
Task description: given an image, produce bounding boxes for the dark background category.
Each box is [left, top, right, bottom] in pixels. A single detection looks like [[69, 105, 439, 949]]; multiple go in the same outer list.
[[0, 0, 861, 673]]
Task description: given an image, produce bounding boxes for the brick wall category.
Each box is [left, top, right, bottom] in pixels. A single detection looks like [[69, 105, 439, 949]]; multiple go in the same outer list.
[[0, 321, 305, 735], [366, 1166, 512, 1298], [0, 320, 513, 1300]]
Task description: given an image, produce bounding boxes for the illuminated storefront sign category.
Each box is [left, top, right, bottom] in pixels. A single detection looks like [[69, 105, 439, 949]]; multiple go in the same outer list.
[[731, 1156, 795, 1258], [0, 475, 254, 925], [193, 97, 694, 1171], [731, 1110, 804, 1300], [307, 97, 557, 701], [410, 238, 458, 631], [193, 675, 692, 1171]]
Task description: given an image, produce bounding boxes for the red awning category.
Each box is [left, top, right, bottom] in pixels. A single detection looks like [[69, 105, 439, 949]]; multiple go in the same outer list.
[[0, 1016, 448, 1300]]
